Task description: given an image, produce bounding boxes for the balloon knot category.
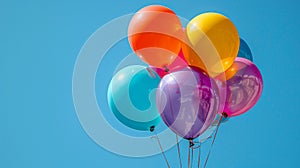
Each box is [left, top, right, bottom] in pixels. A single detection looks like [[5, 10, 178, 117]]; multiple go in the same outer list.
[[150, 126, 155, 132], [163, 66, 169, 72], [222, 112, 228, 118], [189, 140, 195, 147]]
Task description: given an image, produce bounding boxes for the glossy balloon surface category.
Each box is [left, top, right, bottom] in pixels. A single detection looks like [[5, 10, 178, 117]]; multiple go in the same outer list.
[[183, 12, 240, 77], [156, 67, 219, 139], [107, 65, 161, 131], [223, 58, 263, 117], [128, 5, 183, 68], [238, 38, 253, 61]]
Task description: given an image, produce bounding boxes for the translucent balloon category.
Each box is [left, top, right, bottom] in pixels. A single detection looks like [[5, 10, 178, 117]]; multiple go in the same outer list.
[[156, 67, 220, 139], [107, 65, 161, 131], [183, 12, 240, 77], [223, 58, 263, 117]]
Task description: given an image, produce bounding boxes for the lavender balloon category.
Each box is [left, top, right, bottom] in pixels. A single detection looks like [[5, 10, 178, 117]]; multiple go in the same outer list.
[[223, 57, 263, 117], [156, 67, 220, 140]]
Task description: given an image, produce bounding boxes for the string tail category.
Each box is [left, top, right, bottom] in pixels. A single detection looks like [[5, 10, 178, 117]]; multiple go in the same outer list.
[[153, 130, 171, 168], [198, 144, 201, 168], [191, 146, 194, 168], [188, 143, 191, 168], [188, 140, 194, 168], [176, 135, 183, 168], [203, 114, 225, 168]]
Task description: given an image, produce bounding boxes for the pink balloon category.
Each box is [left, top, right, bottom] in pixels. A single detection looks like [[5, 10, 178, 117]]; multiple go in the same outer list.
[[151, 49, 188, 78], [150, 66, 168, 78], [222, 57, 263, 117]]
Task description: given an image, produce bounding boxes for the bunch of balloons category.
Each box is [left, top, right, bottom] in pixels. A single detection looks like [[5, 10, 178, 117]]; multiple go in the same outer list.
[[107, 4, 263, 162]]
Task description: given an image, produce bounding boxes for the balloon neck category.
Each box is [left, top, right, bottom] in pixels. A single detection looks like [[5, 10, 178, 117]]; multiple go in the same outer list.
[[222, 112, 228, 118], [163, 66, 169, 72], [150, 125, 155, 132]]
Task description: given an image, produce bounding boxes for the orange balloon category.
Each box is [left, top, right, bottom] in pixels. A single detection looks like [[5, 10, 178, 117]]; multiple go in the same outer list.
[[128, 5, 183, 69]]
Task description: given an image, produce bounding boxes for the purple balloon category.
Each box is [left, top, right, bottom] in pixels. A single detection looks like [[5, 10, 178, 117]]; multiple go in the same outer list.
[[156, 67, 220, 140], [223, 57, 263, 117]]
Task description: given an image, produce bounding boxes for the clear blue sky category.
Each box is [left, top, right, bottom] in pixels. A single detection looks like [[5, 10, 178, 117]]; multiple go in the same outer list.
[[1, 0, 300, 167]]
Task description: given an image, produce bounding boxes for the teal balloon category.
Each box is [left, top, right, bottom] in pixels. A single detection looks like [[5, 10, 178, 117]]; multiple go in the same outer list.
[[238, 38, 253, 61], [107, 65, 161, 131]]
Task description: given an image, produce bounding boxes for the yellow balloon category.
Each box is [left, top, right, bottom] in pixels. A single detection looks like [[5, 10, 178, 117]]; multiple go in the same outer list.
[[182, 12, 240, 77]]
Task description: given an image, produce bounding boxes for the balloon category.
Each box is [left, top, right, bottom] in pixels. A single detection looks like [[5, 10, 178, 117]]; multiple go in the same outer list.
[[156, 67, 220, 139], [238, 38, 253, 61], [183, 12, 240, 77], [222, 58, 263, 117], [151, 49, 188, 78], [128, 5, 183, 69], [107, 65, 161, 131], [214, 78, 227, 114]]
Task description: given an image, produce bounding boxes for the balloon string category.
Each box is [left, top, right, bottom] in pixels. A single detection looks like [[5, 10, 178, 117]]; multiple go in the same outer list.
[[203, 115, 224, 168], [198, 144, 201, 168], [176, 135, 183, 168], [188, 140, 194, 168], [188, 144, 191, 168], [146, 67, 156, 78], [154, 130, 171, 168], [191, 147, 194, 168]]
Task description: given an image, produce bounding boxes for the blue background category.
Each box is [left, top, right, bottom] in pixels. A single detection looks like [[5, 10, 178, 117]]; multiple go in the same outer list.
[[1, 0, 300, 167]]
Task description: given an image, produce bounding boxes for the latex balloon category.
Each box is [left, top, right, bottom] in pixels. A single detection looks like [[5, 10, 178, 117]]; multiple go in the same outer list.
[[107, 65, 161, 131], [128, 5, 183, 69], [222, 58, 263, 117], [214, 38, 253, 82], [214, 78, 227, 115], [151, 49, 188, 78], [238, 38, 253, 61], [156, 67, 220, 140], [183, 12, 240, 77]]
